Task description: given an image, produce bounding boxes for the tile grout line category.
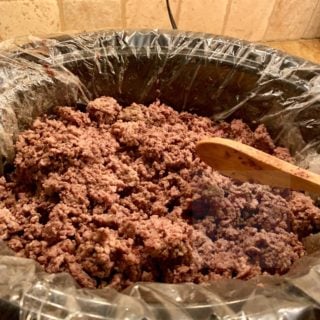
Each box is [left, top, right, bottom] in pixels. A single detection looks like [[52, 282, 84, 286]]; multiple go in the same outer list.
[[262, 0, 278, 41], [56, 0, 65, 32], [221, 0, 232, 35], [120, 0, 127, 29], [302, 0, 320, 38], [175, 0, 182, 28]]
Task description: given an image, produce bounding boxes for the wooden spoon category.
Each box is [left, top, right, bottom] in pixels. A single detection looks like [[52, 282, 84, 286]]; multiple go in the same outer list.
[[196, 137, 320, 194]]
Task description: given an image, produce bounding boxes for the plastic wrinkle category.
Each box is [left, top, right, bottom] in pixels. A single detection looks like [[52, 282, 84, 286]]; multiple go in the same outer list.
[[0, 30, 320, 319]]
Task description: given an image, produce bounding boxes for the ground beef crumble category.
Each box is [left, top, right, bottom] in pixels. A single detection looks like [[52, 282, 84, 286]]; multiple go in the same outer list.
[[0, 96, 319, 290]]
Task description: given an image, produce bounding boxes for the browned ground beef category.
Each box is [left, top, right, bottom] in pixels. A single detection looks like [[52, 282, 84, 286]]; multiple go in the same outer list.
[[0, 96, 320, 290]]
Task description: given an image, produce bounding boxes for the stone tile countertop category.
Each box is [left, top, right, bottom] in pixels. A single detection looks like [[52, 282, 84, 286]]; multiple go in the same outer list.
[[262, 39, 320, 64]]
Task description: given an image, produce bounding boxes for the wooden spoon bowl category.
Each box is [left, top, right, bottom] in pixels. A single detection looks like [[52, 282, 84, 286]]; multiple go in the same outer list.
[[196, 137, 320, 194]]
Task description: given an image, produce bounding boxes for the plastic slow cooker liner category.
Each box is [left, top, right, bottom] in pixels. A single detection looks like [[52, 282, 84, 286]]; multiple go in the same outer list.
[[0, 30, 320, 319]]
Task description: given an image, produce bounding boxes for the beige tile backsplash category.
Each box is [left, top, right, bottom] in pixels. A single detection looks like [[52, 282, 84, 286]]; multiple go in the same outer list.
[[178, 0, 229, 35], [0, 0, 60, 41], [0, 0, 319, 41], [223, 0, 277, 41], [264, 0, 319, 40], [125, 0, 180, 29], [62, 0, 122, 31]]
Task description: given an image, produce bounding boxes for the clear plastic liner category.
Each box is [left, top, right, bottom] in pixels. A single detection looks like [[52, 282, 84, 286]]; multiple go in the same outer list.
[[0, 29, 320, 319]]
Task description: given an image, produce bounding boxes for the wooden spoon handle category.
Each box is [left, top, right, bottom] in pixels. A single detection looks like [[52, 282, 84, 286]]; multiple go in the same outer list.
[[196, 137, 320, 194]]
